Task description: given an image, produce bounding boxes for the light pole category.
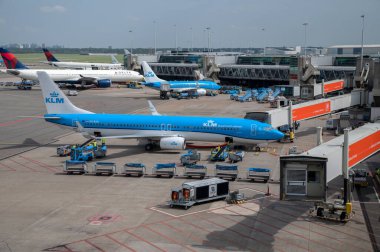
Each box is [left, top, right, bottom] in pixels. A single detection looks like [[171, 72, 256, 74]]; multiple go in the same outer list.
[[174, 24, 178, 51], [206, 27, 211, 52], [261, 28, 266, 55], [129, 30, 133, 54], [360, 14, 365, 71], [302, 23, 308, 57], [190, 27, 193, 52], [154, 21, 157, 55]]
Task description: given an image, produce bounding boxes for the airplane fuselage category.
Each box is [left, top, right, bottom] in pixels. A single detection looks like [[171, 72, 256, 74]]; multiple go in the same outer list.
[[50, 61, 123, 70], [45, 113, 284, 144], [144, 80, 220, 91], [6, 69, 143, 83]]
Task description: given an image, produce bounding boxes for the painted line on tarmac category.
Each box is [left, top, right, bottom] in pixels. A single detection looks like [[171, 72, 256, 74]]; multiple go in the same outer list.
[[149, 194, 270, 218]]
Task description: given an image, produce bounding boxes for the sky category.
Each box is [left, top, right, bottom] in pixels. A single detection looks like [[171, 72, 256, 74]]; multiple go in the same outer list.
[[0, 0, 379, 49]]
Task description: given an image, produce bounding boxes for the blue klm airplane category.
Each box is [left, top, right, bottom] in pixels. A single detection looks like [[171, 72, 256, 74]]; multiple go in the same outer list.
[[37, 71, 283, 150], [141, 61, 220, 96]]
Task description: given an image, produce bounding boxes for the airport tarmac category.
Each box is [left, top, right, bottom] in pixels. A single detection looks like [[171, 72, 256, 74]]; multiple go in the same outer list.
[[0, 77, 378, 251]]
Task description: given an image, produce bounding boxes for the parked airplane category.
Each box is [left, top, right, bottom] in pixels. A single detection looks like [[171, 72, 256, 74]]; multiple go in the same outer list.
[[37, 71, 284, 150], [0, 48, 143, 87], [141, 61, 220, 96], [43, 48, 123, 70]]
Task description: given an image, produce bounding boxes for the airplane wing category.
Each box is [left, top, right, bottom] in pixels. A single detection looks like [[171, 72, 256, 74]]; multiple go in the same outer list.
[[78, 75, 98, 83], [148, 100, 161, 116]]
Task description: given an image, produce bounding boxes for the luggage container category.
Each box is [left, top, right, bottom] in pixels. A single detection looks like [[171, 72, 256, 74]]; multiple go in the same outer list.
[[153, 163, 176, 178], [247, 168, 271, 182], [121, 163, 146, 177], [63, 160, 87, 175], [215, 164, 238, 180], [183, 164, 207, 179], [93, 162, 116, 176], [169, 178, 229, 209]]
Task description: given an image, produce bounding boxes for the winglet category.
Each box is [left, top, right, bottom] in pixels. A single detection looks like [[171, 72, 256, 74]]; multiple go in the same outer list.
[[148, 100, 160, 116], [111, 55, 119, 64]]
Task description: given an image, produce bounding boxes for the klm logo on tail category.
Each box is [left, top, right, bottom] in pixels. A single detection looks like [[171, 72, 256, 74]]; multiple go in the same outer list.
[[45, 91, 64, 104], [144, 71, 155, 78]]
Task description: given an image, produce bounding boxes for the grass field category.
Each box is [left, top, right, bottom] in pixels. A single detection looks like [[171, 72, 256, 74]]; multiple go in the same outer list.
[[12, 53, 124, 64]]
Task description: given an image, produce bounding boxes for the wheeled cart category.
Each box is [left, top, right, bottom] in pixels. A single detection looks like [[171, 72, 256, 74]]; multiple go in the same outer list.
[[169, 178, 229, 209]]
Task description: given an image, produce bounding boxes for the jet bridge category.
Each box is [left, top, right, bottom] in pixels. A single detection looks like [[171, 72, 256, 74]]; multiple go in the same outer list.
[[245, 88, 365, 129], [280, 122, 380, 200]]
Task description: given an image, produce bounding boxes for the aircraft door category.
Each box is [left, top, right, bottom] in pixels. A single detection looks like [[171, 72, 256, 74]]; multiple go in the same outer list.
[[250, 124, 257, 136], [161, 124, 172, 131]]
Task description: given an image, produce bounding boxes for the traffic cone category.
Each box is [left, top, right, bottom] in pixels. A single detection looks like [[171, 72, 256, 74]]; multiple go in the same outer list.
[[265, 184, 271, 196]]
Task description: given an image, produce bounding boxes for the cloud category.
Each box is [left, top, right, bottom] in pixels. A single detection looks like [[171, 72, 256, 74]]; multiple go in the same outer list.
[[0, 18, 5, 25], [40, 5, 66, 13]]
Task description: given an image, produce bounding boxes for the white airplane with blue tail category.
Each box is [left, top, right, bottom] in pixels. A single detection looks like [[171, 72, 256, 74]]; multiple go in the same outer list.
[[141, 61, 220, 96], [37, 71, 284, 150]]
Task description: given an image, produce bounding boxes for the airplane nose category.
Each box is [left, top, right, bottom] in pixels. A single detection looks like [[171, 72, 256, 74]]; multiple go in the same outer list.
[[273, 129, 284, 140]]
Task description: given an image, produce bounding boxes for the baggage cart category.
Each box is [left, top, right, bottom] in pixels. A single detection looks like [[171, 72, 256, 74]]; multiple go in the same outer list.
[[228, 151, 245, 163], [57, 145, 71, 156], [180, 150, 201, 166], [93, 162, 116, 176], [63, 160, 87, 175], [153, 163, 176, 178], [215, 164, 238, 181], [247, 168, 271, 182], [183, 164, 207, 179], [169, 178, 229, 209], [122, 163, 146, 177]]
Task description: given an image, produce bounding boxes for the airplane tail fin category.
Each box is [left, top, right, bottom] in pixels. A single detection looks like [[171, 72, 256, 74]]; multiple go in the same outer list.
[[0, 48, 29, 69], [141, 61, 164, 83], [124, 49, 131, 55], [37, 71, 93, 115], [111, 55, 119, 64], [42, 48, 59, 62]]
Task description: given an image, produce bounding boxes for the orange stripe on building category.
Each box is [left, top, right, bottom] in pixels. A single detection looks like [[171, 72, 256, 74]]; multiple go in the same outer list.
[[349, 130, 380, 167], [323, 80, 344, 94], [292, 101, 331, 121]]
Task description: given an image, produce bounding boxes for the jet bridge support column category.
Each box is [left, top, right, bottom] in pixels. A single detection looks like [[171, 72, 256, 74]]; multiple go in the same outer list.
[[321, 79, 325, 98], [342, 129, 350, 204], [316, 127, 323, 146]]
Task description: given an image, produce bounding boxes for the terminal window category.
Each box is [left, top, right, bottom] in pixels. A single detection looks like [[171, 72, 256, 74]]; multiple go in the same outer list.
[[307, 171, 320, 183]]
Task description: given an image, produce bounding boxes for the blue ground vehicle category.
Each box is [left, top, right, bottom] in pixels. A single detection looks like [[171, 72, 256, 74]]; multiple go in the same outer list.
[[210, 145, 230, 161]]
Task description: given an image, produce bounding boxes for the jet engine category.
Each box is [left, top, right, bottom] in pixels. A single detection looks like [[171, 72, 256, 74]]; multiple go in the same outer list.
[[197, 88, 207, 96], [97, 79, 112, 88], [160, 137, 186, 150]]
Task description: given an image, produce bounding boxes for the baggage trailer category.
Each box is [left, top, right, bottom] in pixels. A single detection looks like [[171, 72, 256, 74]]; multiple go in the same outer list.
[[183, 164, 207, 179], [169, 178, 229, 209], [228, 151, 245, 163], [93, 162, 116, 176], [180, 150, 201, 166], [63, 160, 87, 175], [215, 164, 238, 181], [153, 163, 176, 178], [247, 168, 271, 182], [121, 163, 146, 177], [57, 145, 71, 156]]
